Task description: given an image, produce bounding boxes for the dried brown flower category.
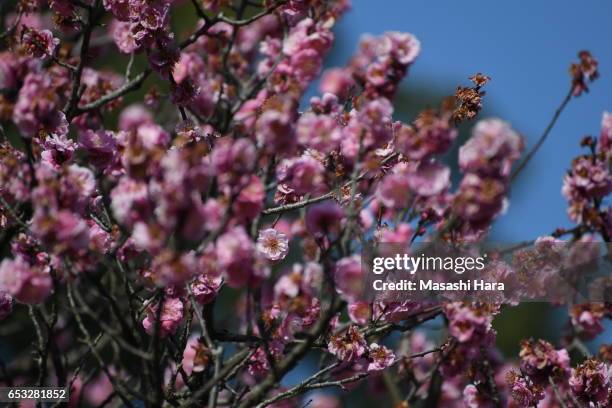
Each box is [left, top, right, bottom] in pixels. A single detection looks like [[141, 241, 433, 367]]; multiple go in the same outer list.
[[451, 74, 490, 124], [570, 50, 599, 97], [469, 72, 491, 87]]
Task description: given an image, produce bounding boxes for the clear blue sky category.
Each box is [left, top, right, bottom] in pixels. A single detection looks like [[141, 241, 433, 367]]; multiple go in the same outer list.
[[325, 0, 612, 241]]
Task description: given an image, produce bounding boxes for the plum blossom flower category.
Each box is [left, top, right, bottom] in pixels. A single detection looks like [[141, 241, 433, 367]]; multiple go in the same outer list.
[[334, 256, 363, 301], [394, 113, 458, 160], [377, 171, 411, 209], [151, 250, 199, 286], [562, 114, 611, 227], [256, 109, 296, 155], [328, 326, 367, 362], [441, 303, 498, 377], [373, 301, 422, 323], [0, 257, 52, 304], [348, 32, 420, 99], [110, 177, 149, 226], [569, 359, 610, 406], [274, 269, 302, 299], [211, 137, 256, 182], [506, 371, 545, 407], [247, 342, 284, 379], [118, 104, 153, 131], [277, 155, 326, 196], [563, 157, 611, 202], [65, 165, 97, 199], [22, 27, 59, 58], [257, 228, 289, 261], [406, 161, 450, 197], [234, 176, 265, 222], [142, 297, 184, 337], [319, 68, 355, 99], [305, 201, 344, 237], [462, 384, 496, 408], [79, 129, 118, 169], [348, 301, 371, 325], [49, 0, 78, 31], [599, 111, 612, 159], [102, 0, 130, 21], [216, 226, 268, 288], [377, 223, 414, 245], [569, 303, 609, 339], [386, 32, 421, 65], [182, 337, 211, 376], [367, 343, 395, 372], [146, 32, 180, 76], [13, 73, 68, 138], [88, 220, 113, 254], [134, 122, 171, 150], [41, 133, 77, 168], [453, 174, 506, 227], [519, 339, 570, 384], [190, 273, 222, 305], [170, 77, 200, 106], [459, 118, 523, 178], [111, 20, 140, 54], [444, 302, 498, 344], [570, 50, 599, 97], [297, 112, 342, 153], [31, 209, 90, 254]]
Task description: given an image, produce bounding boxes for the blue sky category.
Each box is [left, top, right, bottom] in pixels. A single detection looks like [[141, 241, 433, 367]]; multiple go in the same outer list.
[[325, 0, 612, 241]]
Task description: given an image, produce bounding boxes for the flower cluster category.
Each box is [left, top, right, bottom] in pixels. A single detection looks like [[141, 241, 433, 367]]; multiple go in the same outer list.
[[563, 112, 612, 234], [570, 50, 599, 96], [441, 302, 498, 376], [328, 326, 395, 373], [569, 359, 611, 406], [454, 118, 523, 234]]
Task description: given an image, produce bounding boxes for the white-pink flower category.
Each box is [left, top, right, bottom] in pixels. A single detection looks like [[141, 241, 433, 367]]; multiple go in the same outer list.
[[256, 228, 289, 261], [367, 343, 395, 372]]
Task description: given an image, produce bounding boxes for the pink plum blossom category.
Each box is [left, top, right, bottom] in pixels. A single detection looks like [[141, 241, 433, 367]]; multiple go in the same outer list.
[[328, 326, 367, 362], [367, 343, 395, 372], [257, 228, 289, 261], [21, 27, 59, 58], [406, 161, 450, 197], [334, 256, 363, 301], [142, 297, 184, 337], [569, 359, 611, 406], [0, 257, 52, 304], [305, 201, 345, 237]]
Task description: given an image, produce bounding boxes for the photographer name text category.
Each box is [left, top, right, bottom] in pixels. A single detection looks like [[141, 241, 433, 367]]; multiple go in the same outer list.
[[372, 279, 504, 292]]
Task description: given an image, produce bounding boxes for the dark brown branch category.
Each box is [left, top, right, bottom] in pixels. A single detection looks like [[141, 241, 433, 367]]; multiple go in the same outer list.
[[64, 3, 98, 121], [236, 298, 344, 408]]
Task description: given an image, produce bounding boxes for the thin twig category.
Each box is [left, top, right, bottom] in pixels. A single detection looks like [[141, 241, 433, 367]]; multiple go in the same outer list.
[[74, 69, 151, 114], [263, 153, 398, 215], [510, 87, 574, 182], [548, 376, 569, 408]]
